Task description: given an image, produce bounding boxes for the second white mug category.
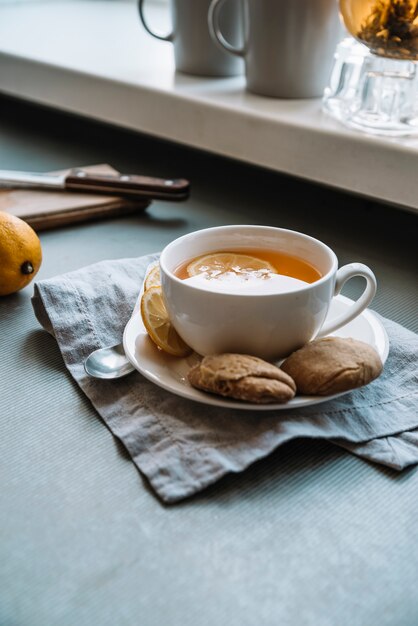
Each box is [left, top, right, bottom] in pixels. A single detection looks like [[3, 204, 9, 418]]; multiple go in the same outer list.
[[209, 0, 343, 98]]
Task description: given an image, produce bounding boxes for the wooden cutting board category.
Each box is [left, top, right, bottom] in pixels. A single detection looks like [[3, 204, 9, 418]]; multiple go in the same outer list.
[[0, 164, 150, 231]]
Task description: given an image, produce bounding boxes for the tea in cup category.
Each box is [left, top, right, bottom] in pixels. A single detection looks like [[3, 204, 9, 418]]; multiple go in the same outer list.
[[159, 225, 377, 360]]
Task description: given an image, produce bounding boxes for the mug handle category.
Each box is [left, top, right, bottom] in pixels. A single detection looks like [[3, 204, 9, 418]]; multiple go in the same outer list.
[[316, 263, 377, 338], [208, 0, 246, 57], [138, 0, 174, 42]]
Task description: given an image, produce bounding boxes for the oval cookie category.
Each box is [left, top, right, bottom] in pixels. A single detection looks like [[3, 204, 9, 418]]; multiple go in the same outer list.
[[188, 353, 296, 404], [281, 337, 383, 396]]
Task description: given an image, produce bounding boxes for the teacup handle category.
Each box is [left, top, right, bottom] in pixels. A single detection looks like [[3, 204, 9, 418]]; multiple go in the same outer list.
[[138, 0, 174, 42], [317, 263, 377, 338], [208, 0, 246, 57]]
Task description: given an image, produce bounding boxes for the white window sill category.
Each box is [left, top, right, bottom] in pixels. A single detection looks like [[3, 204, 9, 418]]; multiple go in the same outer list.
[[1, 0, 417, 214]]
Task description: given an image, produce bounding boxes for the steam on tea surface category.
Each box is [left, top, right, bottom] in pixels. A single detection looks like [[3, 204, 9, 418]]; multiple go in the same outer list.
[[174, 249, 322, 294]]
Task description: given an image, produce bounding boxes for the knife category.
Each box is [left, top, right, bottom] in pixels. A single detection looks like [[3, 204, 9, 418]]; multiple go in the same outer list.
[[0, 168, 190, 201]]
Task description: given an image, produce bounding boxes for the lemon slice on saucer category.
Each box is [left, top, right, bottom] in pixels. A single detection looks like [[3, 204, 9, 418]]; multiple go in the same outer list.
[[141, 286, 192, 357], [144, 264, 161, 291], [187, 252, 275, 277]]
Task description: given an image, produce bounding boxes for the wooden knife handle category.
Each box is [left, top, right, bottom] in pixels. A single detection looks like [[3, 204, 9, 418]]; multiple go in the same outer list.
[[65, 170, 190, 200]]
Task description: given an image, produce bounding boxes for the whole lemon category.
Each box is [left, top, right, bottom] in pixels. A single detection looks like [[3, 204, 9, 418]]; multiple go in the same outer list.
[[0, 211, 42, 296]]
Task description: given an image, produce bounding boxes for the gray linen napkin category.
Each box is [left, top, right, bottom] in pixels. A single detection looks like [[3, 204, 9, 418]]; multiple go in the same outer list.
[[32, 255, 418, 503]]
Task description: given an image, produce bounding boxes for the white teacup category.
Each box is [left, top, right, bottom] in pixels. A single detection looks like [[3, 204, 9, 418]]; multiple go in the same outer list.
[[159, 225, 377, 360]]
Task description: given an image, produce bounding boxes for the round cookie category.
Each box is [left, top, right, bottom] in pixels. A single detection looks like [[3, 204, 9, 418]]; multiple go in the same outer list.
[[188, 353, 296, 404], [280, 337, 383, 396]]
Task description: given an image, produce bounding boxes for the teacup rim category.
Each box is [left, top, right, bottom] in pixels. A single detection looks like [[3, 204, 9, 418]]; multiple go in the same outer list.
[[159, 224, 338, 295]]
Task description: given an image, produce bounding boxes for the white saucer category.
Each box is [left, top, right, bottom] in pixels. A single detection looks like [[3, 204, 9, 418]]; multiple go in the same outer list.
[[123, 295, 389, 411]]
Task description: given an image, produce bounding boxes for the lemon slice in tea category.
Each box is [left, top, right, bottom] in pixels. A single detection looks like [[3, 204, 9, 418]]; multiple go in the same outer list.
[[186, 252, 275, 278]]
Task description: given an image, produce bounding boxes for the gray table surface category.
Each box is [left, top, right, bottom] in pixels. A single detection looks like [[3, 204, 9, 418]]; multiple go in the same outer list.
[[1, 97, 417, 626]]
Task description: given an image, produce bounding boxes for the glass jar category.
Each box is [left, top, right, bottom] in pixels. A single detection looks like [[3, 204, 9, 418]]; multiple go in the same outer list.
[[323, 37, 418, 135], [339, 0, 418, 60]]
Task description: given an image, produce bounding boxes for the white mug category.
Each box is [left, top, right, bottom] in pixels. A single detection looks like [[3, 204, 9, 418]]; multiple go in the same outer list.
[[138, 0, 243, 77], [208, 0, 343, 98], [159, 225, 377, 360]]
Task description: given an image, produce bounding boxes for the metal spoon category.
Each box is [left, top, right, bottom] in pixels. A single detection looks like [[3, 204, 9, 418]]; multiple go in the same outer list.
[[84, 343, 134, 379]]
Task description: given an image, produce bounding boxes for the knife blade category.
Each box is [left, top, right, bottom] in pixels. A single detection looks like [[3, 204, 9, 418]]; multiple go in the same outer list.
[[0, 168, 190, 201]]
